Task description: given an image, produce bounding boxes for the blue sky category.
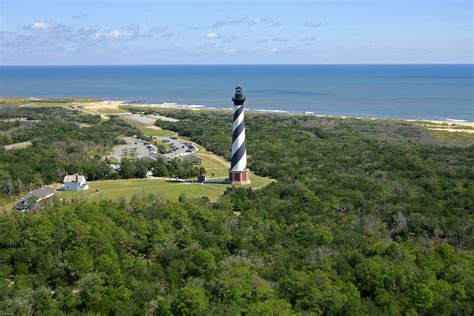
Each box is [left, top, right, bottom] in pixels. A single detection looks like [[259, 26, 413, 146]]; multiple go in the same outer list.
[[0, 0, 472, 65]]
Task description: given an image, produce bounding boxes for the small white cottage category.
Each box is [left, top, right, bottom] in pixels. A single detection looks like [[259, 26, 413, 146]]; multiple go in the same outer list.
[[63, 174, 89, 191]]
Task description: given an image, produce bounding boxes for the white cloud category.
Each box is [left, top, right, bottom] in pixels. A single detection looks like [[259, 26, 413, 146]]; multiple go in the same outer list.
[[206, 32, 220, 39], [226, 48, 237, 53], [28, 22, 56, 30], [25, 21, 71, 35], [88, 26, 139, 41], [269, 47, 279, 53], [107, 30, 134, 39], [249, 17, 270, 26], [89, 31, 102, 40]]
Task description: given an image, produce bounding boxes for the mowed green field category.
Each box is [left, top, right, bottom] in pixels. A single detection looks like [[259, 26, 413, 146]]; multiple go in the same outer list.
[[55, 175, 273, 202], [194, 153, 230, 177]]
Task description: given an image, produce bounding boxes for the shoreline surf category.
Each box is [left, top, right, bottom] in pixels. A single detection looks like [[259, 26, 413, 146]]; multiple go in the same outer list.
[[78, 99, 474, 128], [123, 100, 474, 125]]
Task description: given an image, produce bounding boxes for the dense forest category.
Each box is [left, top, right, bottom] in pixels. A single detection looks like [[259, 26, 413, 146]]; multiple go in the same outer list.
[[0, 107, 202, 196], [0, 108, 473, 314]]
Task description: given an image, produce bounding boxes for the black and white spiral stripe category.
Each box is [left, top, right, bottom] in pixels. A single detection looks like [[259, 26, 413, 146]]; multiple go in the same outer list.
[[230, 104, 247, 171]]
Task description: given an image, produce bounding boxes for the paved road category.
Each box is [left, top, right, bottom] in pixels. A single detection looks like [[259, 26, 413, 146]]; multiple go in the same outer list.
[[125, 114, 157, 125], [124, 114, 179, 125]]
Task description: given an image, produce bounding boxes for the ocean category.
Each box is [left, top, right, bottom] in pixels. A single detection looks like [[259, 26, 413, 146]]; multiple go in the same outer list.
[[0, 64, 472, 121]]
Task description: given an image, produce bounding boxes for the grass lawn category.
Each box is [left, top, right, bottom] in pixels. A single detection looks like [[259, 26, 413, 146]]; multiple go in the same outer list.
[[142, 129, 178, 137], [55, 176, 273, 203], [194, 153, 230, 177]]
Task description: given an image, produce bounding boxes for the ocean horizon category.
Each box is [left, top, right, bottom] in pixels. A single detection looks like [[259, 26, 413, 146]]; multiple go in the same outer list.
[[1, 64, 473, 121]]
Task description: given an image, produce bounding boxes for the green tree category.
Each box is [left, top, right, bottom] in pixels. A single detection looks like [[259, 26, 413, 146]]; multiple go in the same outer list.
[[171, 284, 208, 316]]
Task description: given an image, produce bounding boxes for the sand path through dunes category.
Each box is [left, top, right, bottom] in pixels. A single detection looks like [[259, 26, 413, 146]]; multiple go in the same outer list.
[[406, 119, 474, 134], [428, 127, 474, 134], [78, 100, 128, 112]]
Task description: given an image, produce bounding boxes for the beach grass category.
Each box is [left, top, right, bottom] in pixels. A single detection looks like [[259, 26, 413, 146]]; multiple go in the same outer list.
[[89, 107, 130, 115], [429, 130, 474, 144], [120, 116, 178, 137], [0, 97, 101, 107]]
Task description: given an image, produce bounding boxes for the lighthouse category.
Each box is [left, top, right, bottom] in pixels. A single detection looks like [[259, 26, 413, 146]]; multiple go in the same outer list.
[[229, 86, 250, 185]]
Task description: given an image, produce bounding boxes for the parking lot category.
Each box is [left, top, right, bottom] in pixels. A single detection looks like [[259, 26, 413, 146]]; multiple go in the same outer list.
[[153, 136, 198, 159], [111, 136, 197, 162], [112, 136, 158, 161]]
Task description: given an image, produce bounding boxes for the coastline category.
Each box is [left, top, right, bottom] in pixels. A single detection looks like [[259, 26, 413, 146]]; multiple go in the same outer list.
[[131, 102, 474, 124], [1, 97, 472, 131], [79, 100, 474, 133]]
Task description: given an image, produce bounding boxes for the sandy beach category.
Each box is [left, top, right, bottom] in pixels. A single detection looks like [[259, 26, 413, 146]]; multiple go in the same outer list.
[[77, 100, 474, 134]]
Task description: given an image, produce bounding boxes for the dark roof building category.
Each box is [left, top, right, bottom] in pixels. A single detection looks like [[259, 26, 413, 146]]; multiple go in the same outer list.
[[15, 186, 55, 212]]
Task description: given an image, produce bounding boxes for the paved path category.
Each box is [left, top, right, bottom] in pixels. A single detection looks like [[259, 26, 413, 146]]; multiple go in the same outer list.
[[124, 114, 157, 125]]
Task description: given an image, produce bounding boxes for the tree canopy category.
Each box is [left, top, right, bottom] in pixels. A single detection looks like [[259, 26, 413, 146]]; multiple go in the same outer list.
[[0, 108, 473, 314]]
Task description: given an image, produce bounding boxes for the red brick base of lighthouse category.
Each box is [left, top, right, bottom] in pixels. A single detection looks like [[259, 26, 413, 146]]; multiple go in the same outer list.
[[229, 169, 250, 185]]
